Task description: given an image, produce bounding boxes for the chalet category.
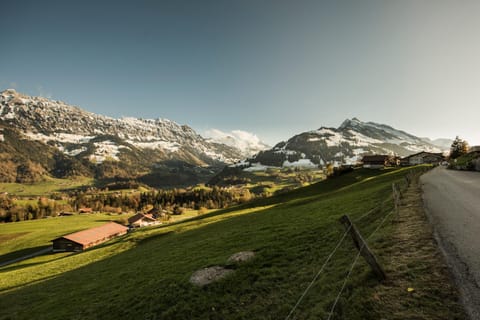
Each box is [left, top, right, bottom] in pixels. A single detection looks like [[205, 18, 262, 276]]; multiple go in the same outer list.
[[468, 146, 480, 154], [146, 207, 169, 219], [361, 155, 390, 169], [403, 152, 444, 165], [128, 213, 158, 228], [52, 222, 128, 252], [146, 207, 161, 219]]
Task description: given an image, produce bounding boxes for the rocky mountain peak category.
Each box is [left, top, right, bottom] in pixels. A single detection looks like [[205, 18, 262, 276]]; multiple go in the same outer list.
[[338, 117, 363, 130], [246, 118, 450, 170]]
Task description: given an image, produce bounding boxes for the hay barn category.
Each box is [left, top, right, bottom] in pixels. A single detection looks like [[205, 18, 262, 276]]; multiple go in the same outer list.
[[52, 222, 128, 252]]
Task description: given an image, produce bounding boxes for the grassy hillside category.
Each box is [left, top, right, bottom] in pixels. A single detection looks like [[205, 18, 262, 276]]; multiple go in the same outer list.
[[0, 176, 93, 196], [208, 166, 325, 195], [0, 167, 464, 319]]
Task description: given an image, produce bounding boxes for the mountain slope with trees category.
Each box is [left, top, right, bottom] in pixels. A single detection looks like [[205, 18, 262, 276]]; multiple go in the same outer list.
[[0, 89, 244, 186]]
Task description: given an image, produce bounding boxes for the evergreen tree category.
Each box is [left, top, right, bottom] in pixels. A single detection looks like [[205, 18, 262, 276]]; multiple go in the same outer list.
[[450, 136, 469, 159]]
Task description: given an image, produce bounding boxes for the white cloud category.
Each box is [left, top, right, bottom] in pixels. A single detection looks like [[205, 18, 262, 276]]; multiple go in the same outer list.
[[204, 129, 270, 157], [36, 85, 52, 99]]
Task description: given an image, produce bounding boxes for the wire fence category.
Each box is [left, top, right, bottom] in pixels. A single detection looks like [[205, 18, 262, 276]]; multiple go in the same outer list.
[[285, 167, 429, 320], [284, 224, 352, 320]]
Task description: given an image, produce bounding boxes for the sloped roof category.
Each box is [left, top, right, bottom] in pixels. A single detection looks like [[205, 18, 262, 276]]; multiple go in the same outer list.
[[403, 151, 443, 159], [54, 222, 128, 246], [147, 207, 160, 214], [128, 213, 156, 224], [361, 155, 389, 162]]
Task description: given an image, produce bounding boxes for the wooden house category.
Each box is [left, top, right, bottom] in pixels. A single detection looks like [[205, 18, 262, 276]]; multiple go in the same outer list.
[[128, 213, 158, 228], [147, 207, 169, 219], [361, 155, 390, 169], [403, 152, 444, 165], [52, 222, 128, 252], [468, 146, 480, 154]]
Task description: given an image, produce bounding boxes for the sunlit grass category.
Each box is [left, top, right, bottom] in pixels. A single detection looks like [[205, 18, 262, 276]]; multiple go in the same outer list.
[[0, 166, 462, 320]]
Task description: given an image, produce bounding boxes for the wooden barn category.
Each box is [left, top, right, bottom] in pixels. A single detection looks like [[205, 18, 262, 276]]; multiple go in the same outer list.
[[52, 222, 128, 252]]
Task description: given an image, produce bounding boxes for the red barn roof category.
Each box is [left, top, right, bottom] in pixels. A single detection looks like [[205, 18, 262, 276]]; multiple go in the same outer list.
[[54, 222, 128, 246]]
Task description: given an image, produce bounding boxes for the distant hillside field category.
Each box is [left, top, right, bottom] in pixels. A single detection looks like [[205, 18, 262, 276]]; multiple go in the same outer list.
[[0, 167, 464, 319]]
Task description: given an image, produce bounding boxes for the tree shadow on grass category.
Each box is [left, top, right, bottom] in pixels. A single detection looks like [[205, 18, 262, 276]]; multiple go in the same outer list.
[[0, 246, 50, 266], [0, 252, 75, 273]]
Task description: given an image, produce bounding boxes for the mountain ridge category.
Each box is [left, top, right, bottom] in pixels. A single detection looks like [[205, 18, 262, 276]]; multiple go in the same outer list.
[[0, 89, 452, 185], [0, 89, 245, 185], [242, 117, 450, 170]]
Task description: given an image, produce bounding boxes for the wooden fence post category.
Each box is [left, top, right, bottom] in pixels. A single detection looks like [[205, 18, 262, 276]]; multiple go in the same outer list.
[[405, 173, 411, 186], [392, 183, 399, 214], [339, 215, 386, 281]]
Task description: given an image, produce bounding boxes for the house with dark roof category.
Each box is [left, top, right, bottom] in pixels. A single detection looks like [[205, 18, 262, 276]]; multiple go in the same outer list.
[[403, 151, 444, 165], [468, 146, 480, 154], [147, 207, 170, 219], [52, 222, 128, 252], [128, 213, 158, 228], [361, 155, 391, 169]]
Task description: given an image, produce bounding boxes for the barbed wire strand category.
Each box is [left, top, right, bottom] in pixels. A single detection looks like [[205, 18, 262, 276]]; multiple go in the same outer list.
[[354, 190, 398, 224], [326, 209, 395, 320], [286, 187, 399, 320], [284, 224, 352, 320], [326, 248, 362, 320]]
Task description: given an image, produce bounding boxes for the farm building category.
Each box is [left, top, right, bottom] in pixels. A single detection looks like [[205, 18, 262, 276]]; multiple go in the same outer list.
[[403, 152, 444, 165], [128, 213, 158, 228], [361, 155, 391, 169], [468, 146, 480, 154], [147, 207, 170, 219], [52, 222, 128, 252]]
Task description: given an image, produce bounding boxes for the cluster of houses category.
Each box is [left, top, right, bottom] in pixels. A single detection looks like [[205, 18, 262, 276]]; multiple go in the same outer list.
[[361, 151, 445, 169], [52, 207, 168, 252]]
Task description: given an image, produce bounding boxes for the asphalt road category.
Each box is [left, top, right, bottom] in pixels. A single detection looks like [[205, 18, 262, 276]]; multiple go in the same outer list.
[[421, 166, 480, 319]]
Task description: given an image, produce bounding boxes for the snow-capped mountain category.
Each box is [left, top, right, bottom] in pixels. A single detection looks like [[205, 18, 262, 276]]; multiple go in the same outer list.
[[204, 129, 270, 157], [421, 137, 453, 150], [0, 89, 241, 164], [0, 89, 242, 185], [245, 117, 448, 169]]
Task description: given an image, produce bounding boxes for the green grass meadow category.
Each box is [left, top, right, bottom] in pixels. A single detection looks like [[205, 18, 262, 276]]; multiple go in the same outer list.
[[0, 177, 93, 197], [0, 166, 460, 319]]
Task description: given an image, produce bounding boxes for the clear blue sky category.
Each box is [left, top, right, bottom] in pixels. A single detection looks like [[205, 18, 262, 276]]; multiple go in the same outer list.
[[1, 0, 479, 145]]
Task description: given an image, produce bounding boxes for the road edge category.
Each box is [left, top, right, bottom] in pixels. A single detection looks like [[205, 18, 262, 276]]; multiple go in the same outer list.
[[421, 169, 480, 320]]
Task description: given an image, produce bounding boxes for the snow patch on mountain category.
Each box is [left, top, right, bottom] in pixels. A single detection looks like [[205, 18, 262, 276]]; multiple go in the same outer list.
[[243, 163, 274, 172], [88, 140, 128, 163], [283, 159, 317, 168], [204, 129, 269, 157], [64, 147, 87, 157]]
